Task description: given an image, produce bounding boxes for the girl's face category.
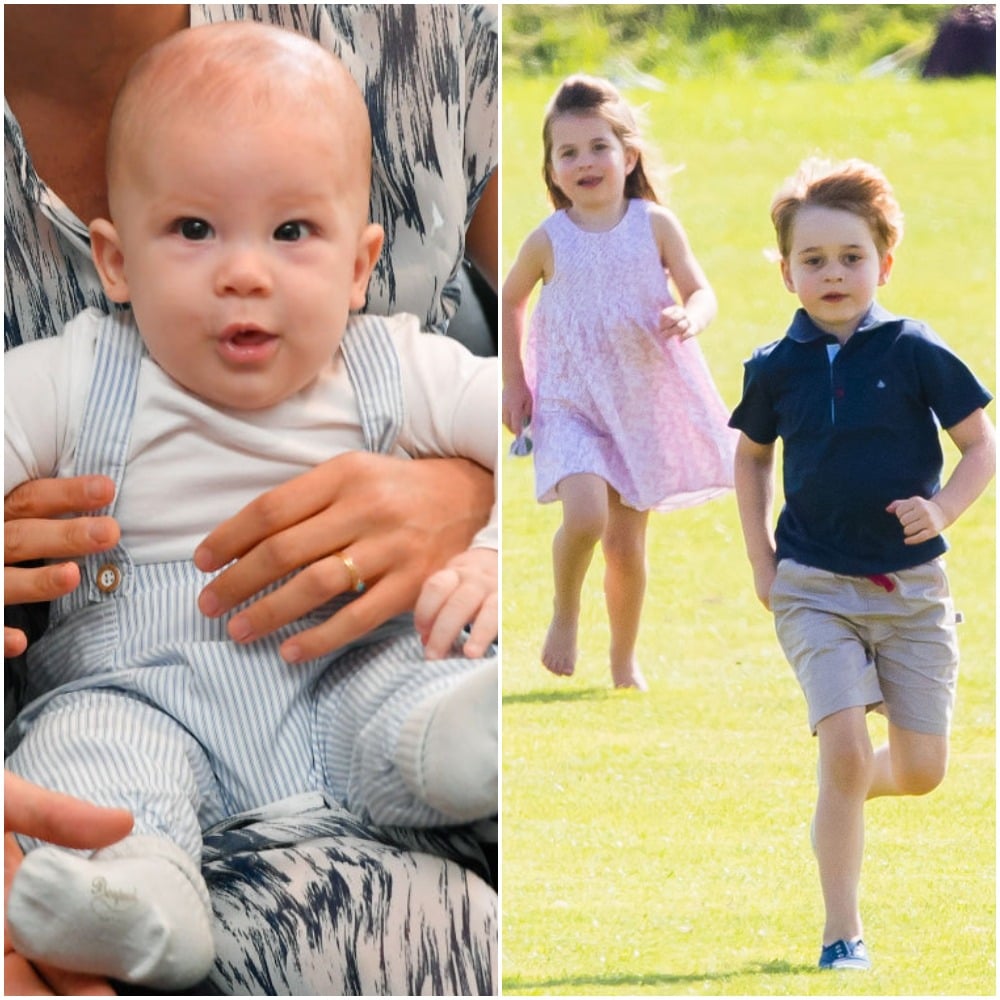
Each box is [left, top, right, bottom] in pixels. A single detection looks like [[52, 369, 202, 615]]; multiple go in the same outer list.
[[547, 112, 637, 211]]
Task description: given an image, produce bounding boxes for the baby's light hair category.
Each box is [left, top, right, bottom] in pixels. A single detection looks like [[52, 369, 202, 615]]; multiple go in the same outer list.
[[106, 21, 372, 212], [771, 157, 904, 259], [541, 74, 660, 209]]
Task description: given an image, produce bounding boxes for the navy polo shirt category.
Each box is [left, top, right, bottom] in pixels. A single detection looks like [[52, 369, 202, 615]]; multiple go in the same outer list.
[[729, 303, 993, 575]]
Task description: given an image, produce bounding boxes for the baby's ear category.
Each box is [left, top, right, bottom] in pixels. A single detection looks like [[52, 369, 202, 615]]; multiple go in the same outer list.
[[349, 223, 385, 310], [89, 219, 131, 303]]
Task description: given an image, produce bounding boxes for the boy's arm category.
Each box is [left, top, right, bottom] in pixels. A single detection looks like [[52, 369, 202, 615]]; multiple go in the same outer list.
[[500, 227, 549, 434], [887, 407, 996, 545], [734, 432, 778, 609]]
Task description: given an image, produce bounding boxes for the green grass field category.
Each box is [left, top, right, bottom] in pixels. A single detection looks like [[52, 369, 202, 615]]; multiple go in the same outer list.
[[500, 71, 995, 996]]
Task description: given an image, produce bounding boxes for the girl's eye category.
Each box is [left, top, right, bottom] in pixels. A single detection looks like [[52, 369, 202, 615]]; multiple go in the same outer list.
[[274, 221, 309, 241], [177, 218, 212, 241]]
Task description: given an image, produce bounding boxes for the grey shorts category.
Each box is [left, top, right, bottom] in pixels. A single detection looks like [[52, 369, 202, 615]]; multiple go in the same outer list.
[[770, 558, 960, 736]]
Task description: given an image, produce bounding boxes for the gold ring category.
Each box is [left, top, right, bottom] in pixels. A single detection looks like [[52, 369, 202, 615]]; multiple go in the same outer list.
[[338, 553, 365, 594]]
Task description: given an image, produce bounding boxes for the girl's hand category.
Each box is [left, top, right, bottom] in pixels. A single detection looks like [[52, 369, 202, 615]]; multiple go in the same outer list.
[[194, 453, 494, 663], [4, 476, 120, 657], [886, 496, 948, 545], [414, 547, 497, 660], [501, 380, 532, 436], [658, 304, 698, 341]]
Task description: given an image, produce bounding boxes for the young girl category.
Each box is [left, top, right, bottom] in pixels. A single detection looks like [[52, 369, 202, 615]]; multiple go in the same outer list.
[[502, 74, 736, 690]]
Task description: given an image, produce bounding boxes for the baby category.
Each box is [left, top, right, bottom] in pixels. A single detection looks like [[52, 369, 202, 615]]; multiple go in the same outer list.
[[5, 21, 497, 989]]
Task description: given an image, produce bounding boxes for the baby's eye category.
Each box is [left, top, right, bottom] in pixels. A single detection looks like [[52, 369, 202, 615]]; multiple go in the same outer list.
[[274, 221, 310, 242], [175, 218, 213, 241]]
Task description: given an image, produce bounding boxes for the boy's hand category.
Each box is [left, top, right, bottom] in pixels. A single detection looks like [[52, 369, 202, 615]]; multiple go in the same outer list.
[[414, 548, 497, 660], [750, 557, 777, 611], [886, 496, 948, 545]]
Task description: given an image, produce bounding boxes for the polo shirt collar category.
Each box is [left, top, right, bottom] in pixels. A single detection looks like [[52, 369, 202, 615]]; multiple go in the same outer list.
[[785, 302, 898, 343]]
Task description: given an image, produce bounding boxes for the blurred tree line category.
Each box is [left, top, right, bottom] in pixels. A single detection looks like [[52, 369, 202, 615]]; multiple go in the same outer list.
[[503, 4, 977, 80]]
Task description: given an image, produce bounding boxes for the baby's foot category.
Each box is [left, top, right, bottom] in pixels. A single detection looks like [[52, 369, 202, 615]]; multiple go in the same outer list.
[[7, 840, 214, 989], [541, 614, 578, 676], [611, 658, 648, 691]]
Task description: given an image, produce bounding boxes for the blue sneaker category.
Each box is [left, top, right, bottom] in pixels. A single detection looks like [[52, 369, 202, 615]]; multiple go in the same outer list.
[[818, 938, 871, 970]]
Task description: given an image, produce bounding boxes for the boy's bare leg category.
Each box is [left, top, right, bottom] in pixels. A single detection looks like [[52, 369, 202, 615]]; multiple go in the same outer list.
[[542, 474, 607, 677], [602, 494, 649, 691], [867, 725, 948, 799], [814, 707, 871, 946]]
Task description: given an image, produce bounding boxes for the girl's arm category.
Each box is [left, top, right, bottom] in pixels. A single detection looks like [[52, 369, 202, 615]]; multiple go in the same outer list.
[[887, 407, 996, 544], [650, 206, 718, 340], [500, 227, 550, 434], [734, 432, 778, 610]]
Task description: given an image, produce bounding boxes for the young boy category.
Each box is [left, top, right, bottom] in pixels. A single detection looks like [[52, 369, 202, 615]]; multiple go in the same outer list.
[[729, 157, 994, 971], [4, 22, 498, 989]]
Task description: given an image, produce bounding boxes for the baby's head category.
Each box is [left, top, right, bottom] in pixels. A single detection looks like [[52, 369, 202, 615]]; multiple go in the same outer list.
[[771, 157, 904, 262], [91, 21, 384, 411], [541, 74, 659, 209]]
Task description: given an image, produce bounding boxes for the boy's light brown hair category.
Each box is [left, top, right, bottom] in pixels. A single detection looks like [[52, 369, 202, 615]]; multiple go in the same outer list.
[[771, 157, 904, 259], [541, 74, 660, 210]]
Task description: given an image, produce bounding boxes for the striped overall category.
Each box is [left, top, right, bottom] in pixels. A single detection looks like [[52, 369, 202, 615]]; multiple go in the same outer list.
[[6, 313, 498, 993]]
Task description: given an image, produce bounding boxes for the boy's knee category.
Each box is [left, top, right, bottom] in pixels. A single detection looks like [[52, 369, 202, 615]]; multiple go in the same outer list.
[[821, 738, 873, 794], [895, 753, 947, 796]]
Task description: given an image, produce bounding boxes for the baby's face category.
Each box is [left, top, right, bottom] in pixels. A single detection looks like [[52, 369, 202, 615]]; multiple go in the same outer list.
[[103, 99, 381, 411]]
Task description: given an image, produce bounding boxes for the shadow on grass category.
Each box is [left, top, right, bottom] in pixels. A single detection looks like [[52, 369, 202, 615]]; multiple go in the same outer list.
[[503, 686, 613, 705], [502, 959, 819, 993]]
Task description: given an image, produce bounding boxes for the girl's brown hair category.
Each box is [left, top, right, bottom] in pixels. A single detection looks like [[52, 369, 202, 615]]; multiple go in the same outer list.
[[771, 157, 904, 259], [541, 74, 660, 209]]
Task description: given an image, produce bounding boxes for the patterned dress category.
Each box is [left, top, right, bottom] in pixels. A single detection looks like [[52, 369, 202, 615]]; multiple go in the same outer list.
[[3, 5, 497, 994], [525, 199, 736, 512]]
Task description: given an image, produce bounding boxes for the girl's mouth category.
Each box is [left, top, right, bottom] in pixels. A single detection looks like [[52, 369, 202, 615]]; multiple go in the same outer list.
[[577, 175, 602, 188]]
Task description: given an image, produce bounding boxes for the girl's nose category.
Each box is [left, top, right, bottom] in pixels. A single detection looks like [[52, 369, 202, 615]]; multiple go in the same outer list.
[[215, 247, 271, 296]]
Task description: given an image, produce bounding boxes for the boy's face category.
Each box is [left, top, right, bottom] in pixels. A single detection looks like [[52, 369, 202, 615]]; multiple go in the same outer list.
[[780, 205, 893, 342], [92, 100, 382, 411], [547, 112, 637, 212]]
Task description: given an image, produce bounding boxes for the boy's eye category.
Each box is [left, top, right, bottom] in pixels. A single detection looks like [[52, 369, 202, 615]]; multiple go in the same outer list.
[[843, 253, 862, 265], [176, 218, 213, 241], [274, 221, 310, 241]]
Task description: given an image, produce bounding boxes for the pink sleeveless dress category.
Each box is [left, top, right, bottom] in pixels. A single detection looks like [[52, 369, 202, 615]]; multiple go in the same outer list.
[[524, 199, 736, 512]]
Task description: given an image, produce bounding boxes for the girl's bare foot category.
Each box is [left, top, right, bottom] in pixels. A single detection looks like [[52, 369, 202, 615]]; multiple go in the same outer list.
[[611, 658, 648, 691], [541, 614, 578, 676]]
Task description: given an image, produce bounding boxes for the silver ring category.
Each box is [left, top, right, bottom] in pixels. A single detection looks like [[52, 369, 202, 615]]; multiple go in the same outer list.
[[338, 553, 365, 594]]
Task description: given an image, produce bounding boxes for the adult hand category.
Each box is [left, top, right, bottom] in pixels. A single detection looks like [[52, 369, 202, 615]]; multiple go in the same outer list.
[[4, 772, 133, 995], [194, 452, 493, 663], [4, 476, 120, 657]]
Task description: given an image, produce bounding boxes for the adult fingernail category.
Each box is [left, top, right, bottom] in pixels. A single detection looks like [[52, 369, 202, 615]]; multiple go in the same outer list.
[[193, 545, 216, 571], [199, 590, 221, 617], [228, 615, 253, 642]]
